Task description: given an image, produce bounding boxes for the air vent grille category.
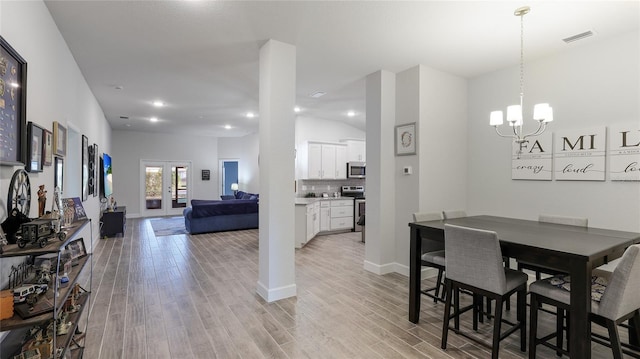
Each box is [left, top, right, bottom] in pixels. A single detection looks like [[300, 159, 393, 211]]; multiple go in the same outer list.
[[563, 30, 594, 44]]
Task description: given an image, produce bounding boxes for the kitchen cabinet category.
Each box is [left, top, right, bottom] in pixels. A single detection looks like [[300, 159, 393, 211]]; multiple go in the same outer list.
[[296, 201, 320, 248], [345, 139, 366, 162], [298, 142, 347, 180], [319, 201, 331, 232], [330, 199, 354, 231]]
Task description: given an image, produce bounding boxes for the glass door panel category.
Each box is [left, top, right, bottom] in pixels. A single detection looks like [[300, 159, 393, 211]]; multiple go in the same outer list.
[[141, 161, 191, 217]]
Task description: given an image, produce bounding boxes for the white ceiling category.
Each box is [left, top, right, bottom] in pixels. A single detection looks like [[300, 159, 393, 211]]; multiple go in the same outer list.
[[44, 1, 639, 138]]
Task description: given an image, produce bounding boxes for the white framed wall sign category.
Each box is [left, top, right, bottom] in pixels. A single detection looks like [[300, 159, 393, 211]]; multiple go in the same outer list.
[[512, 132, 552, 180], [554, 126, 606, 181], [609, 123, 640, 181]]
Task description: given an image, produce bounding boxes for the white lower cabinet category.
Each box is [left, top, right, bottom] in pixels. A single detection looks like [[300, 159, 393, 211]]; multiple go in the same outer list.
[[319, 201, 331, 232], [329, 200, 354, 231], [296, 202, 320, 248]]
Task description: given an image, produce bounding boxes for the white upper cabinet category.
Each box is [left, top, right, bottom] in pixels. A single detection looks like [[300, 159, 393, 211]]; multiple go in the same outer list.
[[345, 139, 366, 162], [298, 142, 347, 179]]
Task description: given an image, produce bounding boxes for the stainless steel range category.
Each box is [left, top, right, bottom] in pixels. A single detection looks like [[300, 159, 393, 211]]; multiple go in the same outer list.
[[341, 186, 365, 232]]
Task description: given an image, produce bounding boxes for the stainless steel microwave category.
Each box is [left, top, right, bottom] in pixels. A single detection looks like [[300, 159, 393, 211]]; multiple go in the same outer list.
[[347, 162, 366, 178]]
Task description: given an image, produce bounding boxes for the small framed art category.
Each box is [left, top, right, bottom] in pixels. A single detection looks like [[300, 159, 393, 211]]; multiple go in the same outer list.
[[0, 36, 27, 166], [26, 121, 43, 172], [82, 135, 88, 201], [43, 129, 53, 166], [395, 122, 417, 156], [53, 121, 67, 156], [55, 156, 64, 192]]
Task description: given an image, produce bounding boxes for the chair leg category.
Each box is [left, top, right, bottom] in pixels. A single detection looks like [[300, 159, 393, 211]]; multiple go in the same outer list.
[[629, 310, 640, 347], [607, 319, 624, 359], [473, 294, 479, 331], [454, 287, 460, 330], [441, 280, 453, 350], [517, 288, 526, 352], [492, 298, 504, 359], [556, 309, 564, 356], [434, 269, 444, 303], [529, 293, 539, 358]]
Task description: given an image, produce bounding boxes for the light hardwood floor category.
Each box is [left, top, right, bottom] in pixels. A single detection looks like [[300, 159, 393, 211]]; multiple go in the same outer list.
[[79, 217, 623, 358]]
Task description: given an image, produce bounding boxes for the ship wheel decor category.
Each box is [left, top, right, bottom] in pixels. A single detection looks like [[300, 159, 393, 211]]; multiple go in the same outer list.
[[8, 169, 31, 216]]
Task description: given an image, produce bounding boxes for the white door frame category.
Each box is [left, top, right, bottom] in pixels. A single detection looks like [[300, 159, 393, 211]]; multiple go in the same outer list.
[[218, 159, 240, 195], [140, 160, 192, 217]]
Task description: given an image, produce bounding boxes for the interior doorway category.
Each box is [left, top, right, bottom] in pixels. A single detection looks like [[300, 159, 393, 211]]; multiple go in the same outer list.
[[219, 160, 239, 196], [140, 160, 192, 217]]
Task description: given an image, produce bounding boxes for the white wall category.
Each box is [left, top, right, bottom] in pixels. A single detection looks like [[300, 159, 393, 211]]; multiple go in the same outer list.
[[218, 133, 260, 194], [393, 65, 468, 272], [468, 31, 640, 232], [111, 130, 218, 216], [0, 1, 111, 284], [295, 116, 365, 146]]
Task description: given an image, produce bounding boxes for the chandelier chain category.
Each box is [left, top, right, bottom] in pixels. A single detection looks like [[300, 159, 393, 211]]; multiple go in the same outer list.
[[519, 11, 525, 109]]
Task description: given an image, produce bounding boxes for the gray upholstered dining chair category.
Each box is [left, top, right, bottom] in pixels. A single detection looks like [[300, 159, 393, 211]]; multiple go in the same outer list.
[[518, 214, 589, 280], [529, 244, 640, 358], [413, 211, 445, 303], [441, 224, 528, 359], [442, 209, 466, 220]]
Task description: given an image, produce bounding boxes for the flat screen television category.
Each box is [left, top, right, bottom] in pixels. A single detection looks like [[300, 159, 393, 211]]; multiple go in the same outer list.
[[103, 153, 113, 197]]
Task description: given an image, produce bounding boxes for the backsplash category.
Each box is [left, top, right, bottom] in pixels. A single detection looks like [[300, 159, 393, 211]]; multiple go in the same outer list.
[[297, 178, 365, 198]]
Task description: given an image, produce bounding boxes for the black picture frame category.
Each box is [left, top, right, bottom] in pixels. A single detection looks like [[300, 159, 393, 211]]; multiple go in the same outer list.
[[93, 144, 99, 197], [26, 121, 43, 172], [82, 135, 88, 201], [0, 36, 28, 166], [53, 121, 67, 156], [55, 156, 64, 192], [201, 169, 210, 181]]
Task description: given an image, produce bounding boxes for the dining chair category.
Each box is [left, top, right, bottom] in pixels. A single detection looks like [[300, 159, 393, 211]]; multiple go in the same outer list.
[[413, 211, 446, 303], [529, 244, 640, 359], [518, 214, 589, 280], [442, 210, 466, 220], [441, 224, 527, 359]]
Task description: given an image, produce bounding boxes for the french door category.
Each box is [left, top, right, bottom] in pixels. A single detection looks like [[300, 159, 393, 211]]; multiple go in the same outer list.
[[141, 160, 192, 217]]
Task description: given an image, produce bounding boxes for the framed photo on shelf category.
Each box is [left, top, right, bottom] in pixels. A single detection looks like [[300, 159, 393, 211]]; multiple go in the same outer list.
[[42, 129, 53, 166], [26, 121, 43, 172], [53, 121, 67, 156], [82, 135, 88, 201], [0, 36, 28, 166], [395, 122, 417, 156], [55, 156, 64, 191]]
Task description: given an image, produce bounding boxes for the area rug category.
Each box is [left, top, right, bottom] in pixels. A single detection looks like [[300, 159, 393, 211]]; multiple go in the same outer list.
[[150, 216, 188, 237]]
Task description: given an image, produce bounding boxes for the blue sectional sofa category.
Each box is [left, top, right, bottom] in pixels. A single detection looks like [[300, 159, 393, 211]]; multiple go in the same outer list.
[[183, 197, 259, 234]]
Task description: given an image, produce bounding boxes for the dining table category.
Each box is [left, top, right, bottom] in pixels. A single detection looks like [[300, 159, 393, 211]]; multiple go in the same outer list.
[[408, 215, 640, 359]]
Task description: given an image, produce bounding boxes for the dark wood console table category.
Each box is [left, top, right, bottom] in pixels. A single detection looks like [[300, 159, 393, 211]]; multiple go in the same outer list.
[[101, 206, 126, 237]]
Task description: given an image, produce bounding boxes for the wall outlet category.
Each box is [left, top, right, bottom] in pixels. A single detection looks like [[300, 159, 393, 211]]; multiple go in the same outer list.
[[403, 166, 413, 175]]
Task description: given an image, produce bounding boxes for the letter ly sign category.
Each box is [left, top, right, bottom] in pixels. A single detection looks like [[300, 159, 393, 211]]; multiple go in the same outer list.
[[554, 126, 606, 181], [609, 124, 640, 181], [512, 132, 552, 180]]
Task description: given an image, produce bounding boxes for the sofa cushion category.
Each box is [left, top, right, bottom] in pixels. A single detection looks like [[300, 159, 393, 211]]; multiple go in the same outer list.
[[220, 195, 235, 200]]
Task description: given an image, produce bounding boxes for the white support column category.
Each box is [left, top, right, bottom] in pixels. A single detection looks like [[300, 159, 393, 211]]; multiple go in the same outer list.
[[364, 70, 397, 274], [256, 39, 297, 302]]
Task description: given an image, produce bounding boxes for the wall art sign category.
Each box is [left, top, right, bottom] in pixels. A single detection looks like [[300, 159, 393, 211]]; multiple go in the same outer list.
[[512, 132, 553, 180], [395, 122, 416, 156], [554, 126, 606, 181], [0, 36, 27, 166], [609, 123, 640, 181]]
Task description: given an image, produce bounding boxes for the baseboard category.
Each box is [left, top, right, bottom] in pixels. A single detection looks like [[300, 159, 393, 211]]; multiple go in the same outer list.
[[393, 262, 439, 278], [256, 281, 297, 302], [363, 260, 396, 275]]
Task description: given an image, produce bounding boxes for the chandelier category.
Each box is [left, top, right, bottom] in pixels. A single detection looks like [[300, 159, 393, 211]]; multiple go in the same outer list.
[[489, 6, 553, 156]]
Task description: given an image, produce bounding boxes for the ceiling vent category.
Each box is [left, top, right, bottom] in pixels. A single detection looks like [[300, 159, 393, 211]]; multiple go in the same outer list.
[[309, 91, 326, 98], [562, 30, 594, 44], [119, 116, 129, 119]]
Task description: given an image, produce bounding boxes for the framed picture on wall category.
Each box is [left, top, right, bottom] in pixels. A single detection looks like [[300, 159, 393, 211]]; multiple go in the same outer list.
[[42, 129, 53, 166], [26, 121, 43, 172], [93, 144, 99, 197], [395, 122, 417, 156], [0, 36, 28, 166], [82, 135, 88, 201], [55, 156, 64, 192], [53, 121, 67, 156]]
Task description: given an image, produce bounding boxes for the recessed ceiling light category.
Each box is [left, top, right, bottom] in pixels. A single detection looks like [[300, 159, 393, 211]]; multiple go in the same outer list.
[[125, 124, 131, 127], [152, 100, 164, 107], [150, 117, 158, 122], [224, 124, 232, 129], [294, 107, 301, 113], [310, 91, 326, 98], [114, 85, 124, 90], [347, 111, 355, 117], [246, 112, 255, 118]]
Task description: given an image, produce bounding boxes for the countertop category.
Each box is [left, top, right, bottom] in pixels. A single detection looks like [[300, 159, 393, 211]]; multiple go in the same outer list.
[[295, 197, 355, 205]]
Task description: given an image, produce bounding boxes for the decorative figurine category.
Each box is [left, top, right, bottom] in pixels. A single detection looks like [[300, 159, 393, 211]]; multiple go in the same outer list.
[[37, 185, 47, 218]]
